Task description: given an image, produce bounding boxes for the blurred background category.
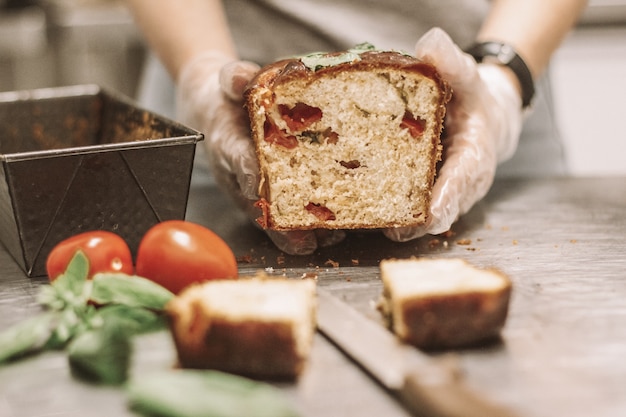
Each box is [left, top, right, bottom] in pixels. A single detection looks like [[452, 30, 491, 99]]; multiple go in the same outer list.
[[1, 0, 624, 176]]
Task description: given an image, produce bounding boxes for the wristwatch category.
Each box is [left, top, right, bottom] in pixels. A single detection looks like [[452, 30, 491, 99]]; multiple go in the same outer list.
[[466, 41, 535, 108]]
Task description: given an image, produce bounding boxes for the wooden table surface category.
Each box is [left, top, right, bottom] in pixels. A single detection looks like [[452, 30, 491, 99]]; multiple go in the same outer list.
[[1, 166, 625, 417]]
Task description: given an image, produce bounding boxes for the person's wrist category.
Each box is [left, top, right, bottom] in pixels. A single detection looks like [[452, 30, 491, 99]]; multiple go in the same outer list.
[[465, 41, 534, 108], [476, 63, 524, 164], [176, 50, 234, 85], [481, 62, 522, 101]]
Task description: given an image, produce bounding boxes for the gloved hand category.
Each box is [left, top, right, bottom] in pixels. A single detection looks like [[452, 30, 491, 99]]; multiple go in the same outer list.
[[176, 51, 346, 255], [384, 27, 524, 242]]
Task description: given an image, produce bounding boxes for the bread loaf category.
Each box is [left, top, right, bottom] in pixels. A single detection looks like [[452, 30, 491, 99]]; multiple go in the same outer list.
[[378, 258, 512, 350], [166, 274, 316, 379], [245, 45, 451, 231]]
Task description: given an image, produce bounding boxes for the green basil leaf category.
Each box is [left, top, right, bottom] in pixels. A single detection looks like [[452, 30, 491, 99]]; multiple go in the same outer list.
[[67, 320, 131, 385], [348, 42, 376, 53], [127, 370, 300, 417], [301, 51, 361, 71], [94, 304, 167, 335], [300, 42, 377, 72], [90, 273, 174, 310], [0, 312, 59, 363], [40, 251, 90, 310], [44, 305, 93, 350], [37, 285, 65, 310]]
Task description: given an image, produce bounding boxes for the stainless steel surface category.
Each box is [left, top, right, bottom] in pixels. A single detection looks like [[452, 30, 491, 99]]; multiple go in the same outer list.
[[0, 6, 53, 92], [0, 1, 144, 96], [316, 287, 520, 417], [0, 6, 46, 56], [581, 0, 626, 25], [316, 287, 408, 390], [42, 0, 145, 97], [1, 169, 626, 417]]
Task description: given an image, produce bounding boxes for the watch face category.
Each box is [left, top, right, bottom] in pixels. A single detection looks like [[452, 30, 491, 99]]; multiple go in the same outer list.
[[496, 44, 516, 64]]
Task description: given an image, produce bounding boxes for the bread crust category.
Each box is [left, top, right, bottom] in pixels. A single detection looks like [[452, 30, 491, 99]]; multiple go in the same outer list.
[[245, 50, 451, 231], [169, 311, 304, 378], [396, 284, 512, 349], [244, 51, 450, 98]]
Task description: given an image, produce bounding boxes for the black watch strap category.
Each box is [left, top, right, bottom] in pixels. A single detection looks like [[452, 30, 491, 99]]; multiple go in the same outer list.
[[466, 41, 535, 108]]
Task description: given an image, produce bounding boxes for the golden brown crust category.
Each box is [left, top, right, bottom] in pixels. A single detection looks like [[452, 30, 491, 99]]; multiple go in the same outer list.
[[398, 284, 512, 350], [169, 315, 304, 379], [245, 51, 450, 97]]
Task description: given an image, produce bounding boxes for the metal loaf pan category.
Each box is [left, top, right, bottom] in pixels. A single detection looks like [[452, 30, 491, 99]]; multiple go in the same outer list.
[[0, 85, 204, 277]]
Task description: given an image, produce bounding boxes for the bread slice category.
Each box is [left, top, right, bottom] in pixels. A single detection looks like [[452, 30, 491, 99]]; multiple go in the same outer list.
[[166, 274, 317, 379], [245, 46, 451, 231], [378, 258, 512, 350]]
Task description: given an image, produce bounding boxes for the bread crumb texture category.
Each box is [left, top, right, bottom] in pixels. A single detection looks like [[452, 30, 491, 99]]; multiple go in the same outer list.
[[167, 274, 317, 379], [379, 258, 512, 350], [247, 52, 449, 230]]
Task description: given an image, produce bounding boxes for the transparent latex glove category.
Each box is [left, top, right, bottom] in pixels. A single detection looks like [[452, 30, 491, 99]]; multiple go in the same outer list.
[[384, 27, 524, 242], [176, 51, 346, 255]]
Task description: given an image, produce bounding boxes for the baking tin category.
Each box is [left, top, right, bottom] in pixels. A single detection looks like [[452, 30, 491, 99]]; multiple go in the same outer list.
[[0, 84, 203, 277]]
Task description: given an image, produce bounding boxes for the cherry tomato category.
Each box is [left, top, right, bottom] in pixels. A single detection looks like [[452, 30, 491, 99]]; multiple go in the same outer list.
[[46, 230, 134, 281], [135, 220, 238, 294]]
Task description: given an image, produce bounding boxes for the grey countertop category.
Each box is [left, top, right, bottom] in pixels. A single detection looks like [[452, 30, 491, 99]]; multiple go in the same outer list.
[[1, 168, 625, 417]]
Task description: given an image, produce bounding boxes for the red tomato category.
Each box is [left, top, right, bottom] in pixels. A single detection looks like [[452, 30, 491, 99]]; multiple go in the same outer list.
[[46, 230, 134, 281], [135, 220, 238, 294]]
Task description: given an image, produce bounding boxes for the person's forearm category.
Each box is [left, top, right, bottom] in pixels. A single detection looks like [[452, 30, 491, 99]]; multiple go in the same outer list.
[[125, 0, 236, 80], [477, 0, 588, 79]]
